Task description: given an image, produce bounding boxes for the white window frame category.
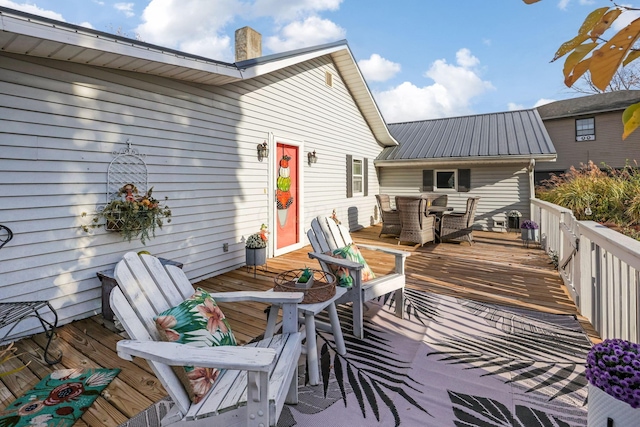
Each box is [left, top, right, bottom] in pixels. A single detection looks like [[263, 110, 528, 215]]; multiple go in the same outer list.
[[576, 117, 595, 141], [434, 169, 457, 192], [352, 157, 364, 196]]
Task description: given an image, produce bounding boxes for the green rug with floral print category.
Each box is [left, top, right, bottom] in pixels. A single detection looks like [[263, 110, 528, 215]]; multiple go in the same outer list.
[[0, 368, 120, 427]]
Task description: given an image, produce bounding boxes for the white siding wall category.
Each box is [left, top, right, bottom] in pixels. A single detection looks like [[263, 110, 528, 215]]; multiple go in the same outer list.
[[378, 164, 531, 230], [0, 52, 382, 339]]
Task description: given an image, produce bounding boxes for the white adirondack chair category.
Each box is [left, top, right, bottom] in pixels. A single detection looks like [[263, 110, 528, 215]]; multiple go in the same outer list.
[[110, 252, 304, 427], [307, 216, 410, 339]]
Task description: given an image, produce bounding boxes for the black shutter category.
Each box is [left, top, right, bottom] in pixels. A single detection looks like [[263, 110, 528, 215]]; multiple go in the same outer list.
[[422, 170, 434, 191], [364, 158, 369, 196], [347, 155, 353, 198], [458, 169, 471, 192]]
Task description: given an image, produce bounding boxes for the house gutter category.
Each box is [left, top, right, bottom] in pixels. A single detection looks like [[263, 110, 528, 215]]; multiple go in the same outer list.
[[374, 154, 557, 168]]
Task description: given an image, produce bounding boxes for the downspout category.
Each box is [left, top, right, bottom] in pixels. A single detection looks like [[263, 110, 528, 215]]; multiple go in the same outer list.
[[528, 159, 536, 221], [528, 159, 536, 200]]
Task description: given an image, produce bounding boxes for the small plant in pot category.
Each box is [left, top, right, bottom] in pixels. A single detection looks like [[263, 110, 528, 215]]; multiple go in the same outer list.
[[82, 183, 171, 245], [245, 224, 268, 267], [520, 219, 539, 243]]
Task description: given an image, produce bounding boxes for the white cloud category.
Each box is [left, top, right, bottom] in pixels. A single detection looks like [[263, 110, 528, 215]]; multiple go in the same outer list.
[[78, 22, 94, 29], [534, 98, 555, 107], [558, 0, 595, 10], [358, 54, 401, 82], [375, 48, 494, 123], [265, 16, 345, 52], [180, 35, 232, 60], [612, 9, 640, 32], [114, 3, 135, 18], [455, 48, 479, 68], [136, 0, 241, 61], [252, 0, 343, 21], [0, 0, 65, 20], [508, 98, 555, 111]]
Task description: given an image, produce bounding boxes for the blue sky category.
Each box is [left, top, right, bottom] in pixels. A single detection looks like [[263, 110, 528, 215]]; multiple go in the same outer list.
[[1, 0, 635, 123]]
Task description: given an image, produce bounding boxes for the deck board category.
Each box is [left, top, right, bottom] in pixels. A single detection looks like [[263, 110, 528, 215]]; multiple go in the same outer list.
[[0, 227, 600, 426]]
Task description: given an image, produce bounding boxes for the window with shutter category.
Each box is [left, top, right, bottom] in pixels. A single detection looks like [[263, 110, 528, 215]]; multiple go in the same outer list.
[[424, 169, 471, 192], [347, 155, 365, 197]]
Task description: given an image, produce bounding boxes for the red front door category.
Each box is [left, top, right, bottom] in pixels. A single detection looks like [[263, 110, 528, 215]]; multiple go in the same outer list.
[[275, 143, 299, 249]]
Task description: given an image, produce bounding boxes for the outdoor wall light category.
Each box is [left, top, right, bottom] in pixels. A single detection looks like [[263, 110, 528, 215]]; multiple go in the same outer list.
[[308, 150, 318, 165], [257, 141, 269, 160]]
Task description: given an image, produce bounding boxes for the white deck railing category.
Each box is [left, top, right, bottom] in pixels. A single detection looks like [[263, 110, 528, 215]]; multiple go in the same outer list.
[[531, 198, 640, 342]]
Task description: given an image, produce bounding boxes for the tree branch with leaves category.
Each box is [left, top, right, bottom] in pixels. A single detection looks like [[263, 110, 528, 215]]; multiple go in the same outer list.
[[524, 0, 640, 138]]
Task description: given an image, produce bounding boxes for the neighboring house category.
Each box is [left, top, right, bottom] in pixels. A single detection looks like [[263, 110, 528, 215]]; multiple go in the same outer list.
[[536, 90, 640, 183], [377, 110, 556, 230], [0, 8, 397, 339]]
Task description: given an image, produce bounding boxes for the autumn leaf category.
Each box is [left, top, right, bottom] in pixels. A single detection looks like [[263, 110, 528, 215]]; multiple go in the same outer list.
[[589, 8, 622, 42], [590, 17, 640, 91], [565, 57, 591, 87], [623, 50, 640, 67], [522, 0, 541, 4], [552, 7, 609, 62], [563, 42, 598, 80], [622, 102, 640, 139]]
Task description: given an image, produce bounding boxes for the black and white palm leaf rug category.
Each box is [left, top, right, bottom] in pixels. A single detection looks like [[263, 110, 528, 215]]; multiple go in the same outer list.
[[278, 289, 591, 427]]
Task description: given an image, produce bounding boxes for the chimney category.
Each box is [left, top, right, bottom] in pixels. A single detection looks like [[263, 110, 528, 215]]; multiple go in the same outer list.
[[235, 27, 262, 62]]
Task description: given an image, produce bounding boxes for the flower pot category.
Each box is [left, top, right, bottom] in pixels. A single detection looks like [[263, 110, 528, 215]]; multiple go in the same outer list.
[[520, 229, 539, 242], [295, 275, 314, 289], [588, 383, 640, 426], [246, 247, 266, 266]]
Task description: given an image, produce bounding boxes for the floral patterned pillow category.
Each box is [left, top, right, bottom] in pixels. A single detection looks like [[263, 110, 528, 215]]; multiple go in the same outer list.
[[325, 243, 376, 288], [154, 288, 237, 403]]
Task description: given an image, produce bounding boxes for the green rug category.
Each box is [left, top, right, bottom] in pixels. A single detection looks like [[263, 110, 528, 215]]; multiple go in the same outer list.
[[0, 368, 120, 427]]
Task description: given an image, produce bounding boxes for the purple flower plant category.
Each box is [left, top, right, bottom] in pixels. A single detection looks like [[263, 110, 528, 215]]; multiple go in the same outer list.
[[585, 338, 640, 408], [520, 219, 539, 229]]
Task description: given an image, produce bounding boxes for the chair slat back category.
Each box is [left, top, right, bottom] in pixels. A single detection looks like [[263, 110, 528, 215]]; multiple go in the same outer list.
[[376, 194, 391, 211], [308, 216, 354, 275], [110, 255, 193, 417], [466, 197, 480, 227], [318, 216, 352, 250]]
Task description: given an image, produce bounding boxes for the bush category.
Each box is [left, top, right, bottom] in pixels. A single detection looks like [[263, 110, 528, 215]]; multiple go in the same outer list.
[[536, 161, 640, 240]]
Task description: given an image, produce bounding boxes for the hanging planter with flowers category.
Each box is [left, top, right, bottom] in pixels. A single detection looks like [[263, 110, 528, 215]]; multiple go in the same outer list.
[[82, 183, 171, 245], [586, 338, 640, 426]]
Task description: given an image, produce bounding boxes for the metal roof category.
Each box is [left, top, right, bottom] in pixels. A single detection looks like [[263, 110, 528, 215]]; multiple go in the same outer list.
[[0, 6, 397, 147], [377, 109, 556, 166], [537, 90, 640, 120]]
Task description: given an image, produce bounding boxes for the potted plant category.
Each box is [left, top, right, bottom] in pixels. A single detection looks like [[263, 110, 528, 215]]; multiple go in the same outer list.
[[245, 224, 268, 267], [586, 338, 640, 425], [520, 219, 539, 243], [82, 183, 171, 245], [507, 210, 522, 231]]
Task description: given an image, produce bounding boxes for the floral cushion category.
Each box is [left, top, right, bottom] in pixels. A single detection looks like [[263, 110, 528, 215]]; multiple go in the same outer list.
[[325, 243, 376, 288], [154, 288, 237, 403]]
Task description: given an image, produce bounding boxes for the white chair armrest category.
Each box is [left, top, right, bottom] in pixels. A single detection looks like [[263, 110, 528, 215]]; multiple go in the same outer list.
[[308, 252, 363, 270], [355, 244, 411, 259], [205, 291, 304, 304], [117, 340, 277, 371]]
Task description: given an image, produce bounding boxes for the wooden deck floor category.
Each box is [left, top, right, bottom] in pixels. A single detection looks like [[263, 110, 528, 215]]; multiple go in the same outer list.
[[0, 227, 599, 426]]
